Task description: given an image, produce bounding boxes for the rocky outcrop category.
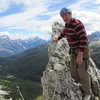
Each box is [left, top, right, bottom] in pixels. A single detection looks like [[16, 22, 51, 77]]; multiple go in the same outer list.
[[41, 22, 100, 100], [0, 85, 12, 100]]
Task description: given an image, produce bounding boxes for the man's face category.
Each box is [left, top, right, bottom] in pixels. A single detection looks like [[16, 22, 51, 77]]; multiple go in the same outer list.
[[61, 12, 72, 24]]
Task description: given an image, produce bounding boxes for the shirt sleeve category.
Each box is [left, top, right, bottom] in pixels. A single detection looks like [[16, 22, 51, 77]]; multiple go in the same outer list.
[[58, 28, 66, 40], [75, 23, 88, 52]]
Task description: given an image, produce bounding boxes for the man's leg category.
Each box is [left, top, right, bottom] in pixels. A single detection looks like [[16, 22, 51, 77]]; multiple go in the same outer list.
[[70, 55, 79, 83], [78, 59, 92, 94]]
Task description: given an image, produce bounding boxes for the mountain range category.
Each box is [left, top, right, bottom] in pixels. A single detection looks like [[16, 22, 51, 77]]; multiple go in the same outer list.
[[0, 31, 99, 57], [0, 42, 49, 100], [0, 34, 49, 57], [88, 31, 100, 42], [0, 34, 100, 82], [91, 41, 100, 69], [0, 43, 48, 82]]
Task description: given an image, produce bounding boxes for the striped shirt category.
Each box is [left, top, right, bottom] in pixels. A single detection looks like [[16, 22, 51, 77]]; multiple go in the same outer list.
[[58, 18, 88, 52]]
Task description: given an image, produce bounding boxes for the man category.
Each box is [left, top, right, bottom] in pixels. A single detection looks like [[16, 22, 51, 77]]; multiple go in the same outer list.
[[52, 7, 92, 100]]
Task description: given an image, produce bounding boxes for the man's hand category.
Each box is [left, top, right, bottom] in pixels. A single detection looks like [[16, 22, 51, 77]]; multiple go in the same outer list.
[[52, 38, 58, 43], [76, 51, 83, 64]]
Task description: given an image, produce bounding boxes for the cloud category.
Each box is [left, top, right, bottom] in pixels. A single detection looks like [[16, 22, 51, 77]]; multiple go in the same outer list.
[[69, 0, 93, 10], [0, 31, 51, 40], [0, 0, 54, 27], [0, 0, 61, 33], [0, 31, 30, 40], [0, 0, 10, 13], [69, 0, 100, 14], [65, 0, 100, 34], [95, 0, 100, 4], [0, 0, 100, 37], [73, 10, 100, 34]]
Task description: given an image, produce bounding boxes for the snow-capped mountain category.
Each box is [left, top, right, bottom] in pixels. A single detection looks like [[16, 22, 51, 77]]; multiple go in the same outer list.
[[88, 31, 100, 42], [0, 34, 50, 57]]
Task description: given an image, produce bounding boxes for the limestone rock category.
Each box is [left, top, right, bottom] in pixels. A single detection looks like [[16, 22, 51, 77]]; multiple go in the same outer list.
[[41, 22, 100, 100]]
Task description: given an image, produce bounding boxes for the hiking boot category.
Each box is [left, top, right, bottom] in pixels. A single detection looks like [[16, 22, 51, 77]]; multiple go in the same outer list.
[[83, 94, 91, 100]]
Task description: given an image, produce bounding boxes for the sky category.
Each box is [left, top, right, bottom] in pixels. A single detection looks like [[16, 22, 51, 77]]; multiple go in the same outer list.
[[0, 0, 100, 40]]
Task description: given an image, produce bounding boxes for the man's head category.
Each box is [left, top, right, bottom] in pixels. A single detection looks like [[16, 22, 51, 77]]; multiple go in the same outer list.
[[60, 7, 72, 24]]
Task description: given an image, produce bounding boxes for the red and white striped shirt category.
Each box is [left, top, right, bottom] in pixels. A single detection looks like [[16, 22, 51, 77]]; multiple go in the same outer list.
[[58, 18, 88, 52]]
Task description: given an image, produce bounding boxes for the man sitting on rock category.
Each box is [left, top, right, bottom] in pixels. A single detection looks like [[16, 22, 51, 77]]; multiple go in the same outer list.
[[52, 7, 92, 100]]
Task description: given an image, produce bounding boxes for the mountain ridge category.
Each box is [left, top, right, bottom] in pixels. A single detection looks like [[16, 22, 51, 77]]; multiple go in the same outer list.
[[88, 31, 100, 42], [0, 34, 49, 57]]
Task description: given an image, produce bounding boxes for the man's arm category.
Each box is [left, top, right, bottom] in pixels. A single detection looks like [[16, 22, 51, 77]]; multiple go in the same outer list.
[[52, 28, 66, 43]]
